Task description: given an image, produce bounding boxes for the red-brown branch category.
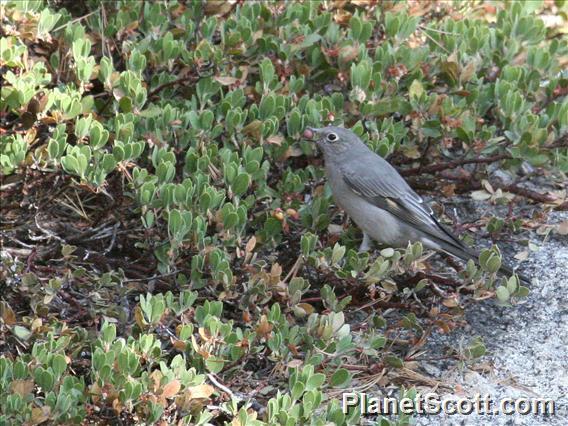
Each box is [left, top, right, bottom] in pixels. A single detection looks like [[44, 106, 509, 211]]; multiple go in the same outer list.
[[399, 133, 567, 178], [409, 174, 563, 206], [399, 154, 512, 176], [408, 272, 466, 289], [502, 183, 558, 204]]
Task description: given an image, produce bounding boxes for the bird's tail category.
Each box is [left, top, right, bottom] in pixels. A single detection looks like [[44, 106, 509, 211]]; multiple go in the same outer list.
[[439, 241, 531, 285]]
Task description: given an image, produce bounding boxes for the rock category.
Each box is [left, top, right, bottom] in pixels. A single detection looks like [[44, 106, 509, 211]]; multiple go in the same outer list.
[[418, 211, 568, 425]]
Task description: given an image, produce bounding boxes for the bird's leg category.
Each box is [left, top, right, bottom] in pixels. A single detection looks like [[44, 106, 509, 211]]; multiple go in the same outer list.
[[341, 212, 350, 229], [359, 232, 373, 252]]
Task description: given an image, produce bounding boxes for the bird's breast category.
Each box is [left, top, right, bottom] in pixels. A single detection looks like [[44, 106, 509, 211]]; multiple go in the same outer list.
[[325, 165, 404, 245]]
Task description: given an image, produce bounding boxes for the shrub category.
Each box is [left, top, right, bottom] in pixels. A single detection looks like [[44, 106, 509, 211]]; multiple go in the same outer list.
[[1, 1, 566, 424]]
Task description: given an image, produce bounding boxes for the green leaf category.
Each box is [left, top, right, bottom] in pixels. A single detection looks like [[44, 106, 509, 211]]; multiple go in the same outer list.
[[516, 285, 530, 298], [205, 356, 224, 373], [61, 155, 79, 175], [408, 79, 424, 99], [34, 367, 54, 392], [495, 286, 510, 302], [305, 373, 325, 391], [50, 354, 67, 378], [385, 355, 404, 368], [291, 381, 305, 401], [223, 211, 238, 229], [299, 33, 321, 49], [331, 368, 351, 387], [232, 173, 250, 196]]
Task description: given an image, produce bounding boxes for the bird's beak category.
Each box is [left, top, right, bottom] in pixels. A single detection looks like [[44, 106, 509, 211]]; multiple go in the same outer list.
[[304, 127, 322, 141]]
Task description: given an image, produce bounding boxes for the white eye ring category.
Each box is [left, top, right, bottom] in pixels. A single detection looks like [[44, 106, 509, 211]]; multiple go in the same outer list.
[[326, 133, 338, 142]]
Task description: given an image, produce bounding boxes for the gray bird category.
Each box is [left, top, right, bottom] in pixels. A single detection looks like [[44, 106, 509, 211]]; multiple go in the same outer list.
[[305, 126, 529, 284]]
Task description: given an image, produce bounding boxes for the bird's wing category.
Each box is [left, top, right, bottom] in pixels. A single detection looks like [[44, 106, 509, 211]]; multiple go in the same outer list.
[[341, 166, 467, 251]]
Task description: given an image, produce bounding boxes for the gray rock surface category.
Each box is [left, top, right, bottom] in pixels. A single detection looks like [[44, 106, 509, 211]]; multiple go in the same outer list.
[[416, 211, 568, 425]]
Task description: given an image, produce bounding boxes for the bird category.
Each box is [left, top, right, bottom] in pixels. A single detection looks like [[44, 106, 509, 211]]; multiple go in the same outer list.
[[304, 125, 530, 285]]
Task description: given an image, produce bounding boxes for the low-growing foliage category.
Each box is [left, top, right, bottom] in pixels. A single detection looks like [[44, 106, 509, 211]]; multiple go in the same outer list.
[[1, 0, 566, 424]]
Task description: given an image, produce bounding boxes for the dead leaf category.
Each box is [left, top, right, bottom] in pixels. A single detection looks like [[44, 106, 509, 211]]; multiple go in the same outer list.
[[214, 76, 238, 86], [172, 340, 187, 351], [387, 64, 408, 79], [238, 65, 249, 82], [556, 220, 568, 235], [287, 343, 300, 357], [242, 120, 262, 140], [31, 317, 42, 332], [203, 0, 236, 16], [112, 398, 123, 414], [11, 379, 34, 397], [288, 359, 303, 368], [266, 135, 284, 146], [442, 296, 460, 308], [0, 301, 16, 325], [296, 302, 315, 315], [333, 9, 352, 25], [256, 314, 273, 338], [134, 306, 146, 329], [245, 236, 256, 253], [338, 45, 360, 64], [150, 370, 163, 393], [270, 263, 282, 282], [31, 406, 51, 424], [470, 190, 492, 201], [198, 327, 212, 343], [161, 379, 181, 399], [187, 384, 214, 400], [460, 61, 476, 83], [283, 145, 304, 159], [441, 184, 456, 197], [514, 250, 529, 261], [408, 0, 433, 16]]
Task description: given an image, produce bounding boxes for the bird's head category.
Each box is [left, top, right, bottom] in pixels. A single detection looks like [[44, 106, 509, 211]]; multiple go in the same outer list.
[[303, 126, 363, 157]]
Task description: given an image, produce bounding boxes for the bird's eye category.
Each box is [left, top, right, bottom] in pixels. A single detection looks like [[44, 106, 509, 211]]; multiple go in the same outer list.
[[326, 133, 338, 142]]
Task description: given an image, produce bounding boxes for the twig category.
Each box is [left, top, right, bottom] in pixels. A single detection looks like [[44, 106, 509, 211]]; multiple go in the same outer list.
[[352, 299, 415, 312], [100, 3, 109, 59], [52, 9, 100, 33], [33, 215, 64, 242], [428, 281, 448, 298], [419, 27, 449, 53], [104, 223, 120, 254], [122, 269, 179, 282], [283, 256, 303, 283], [503, 183, 558, 204], [207, 373, 239, 401], [418, 25, 459, 36], [399, 154, 512, 176], [408, 272, 468, 290], [400, 133, 567, 178], [299, 296, 322, 303], [25, 248, 37, 273], [148, 75, 198, 98]]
